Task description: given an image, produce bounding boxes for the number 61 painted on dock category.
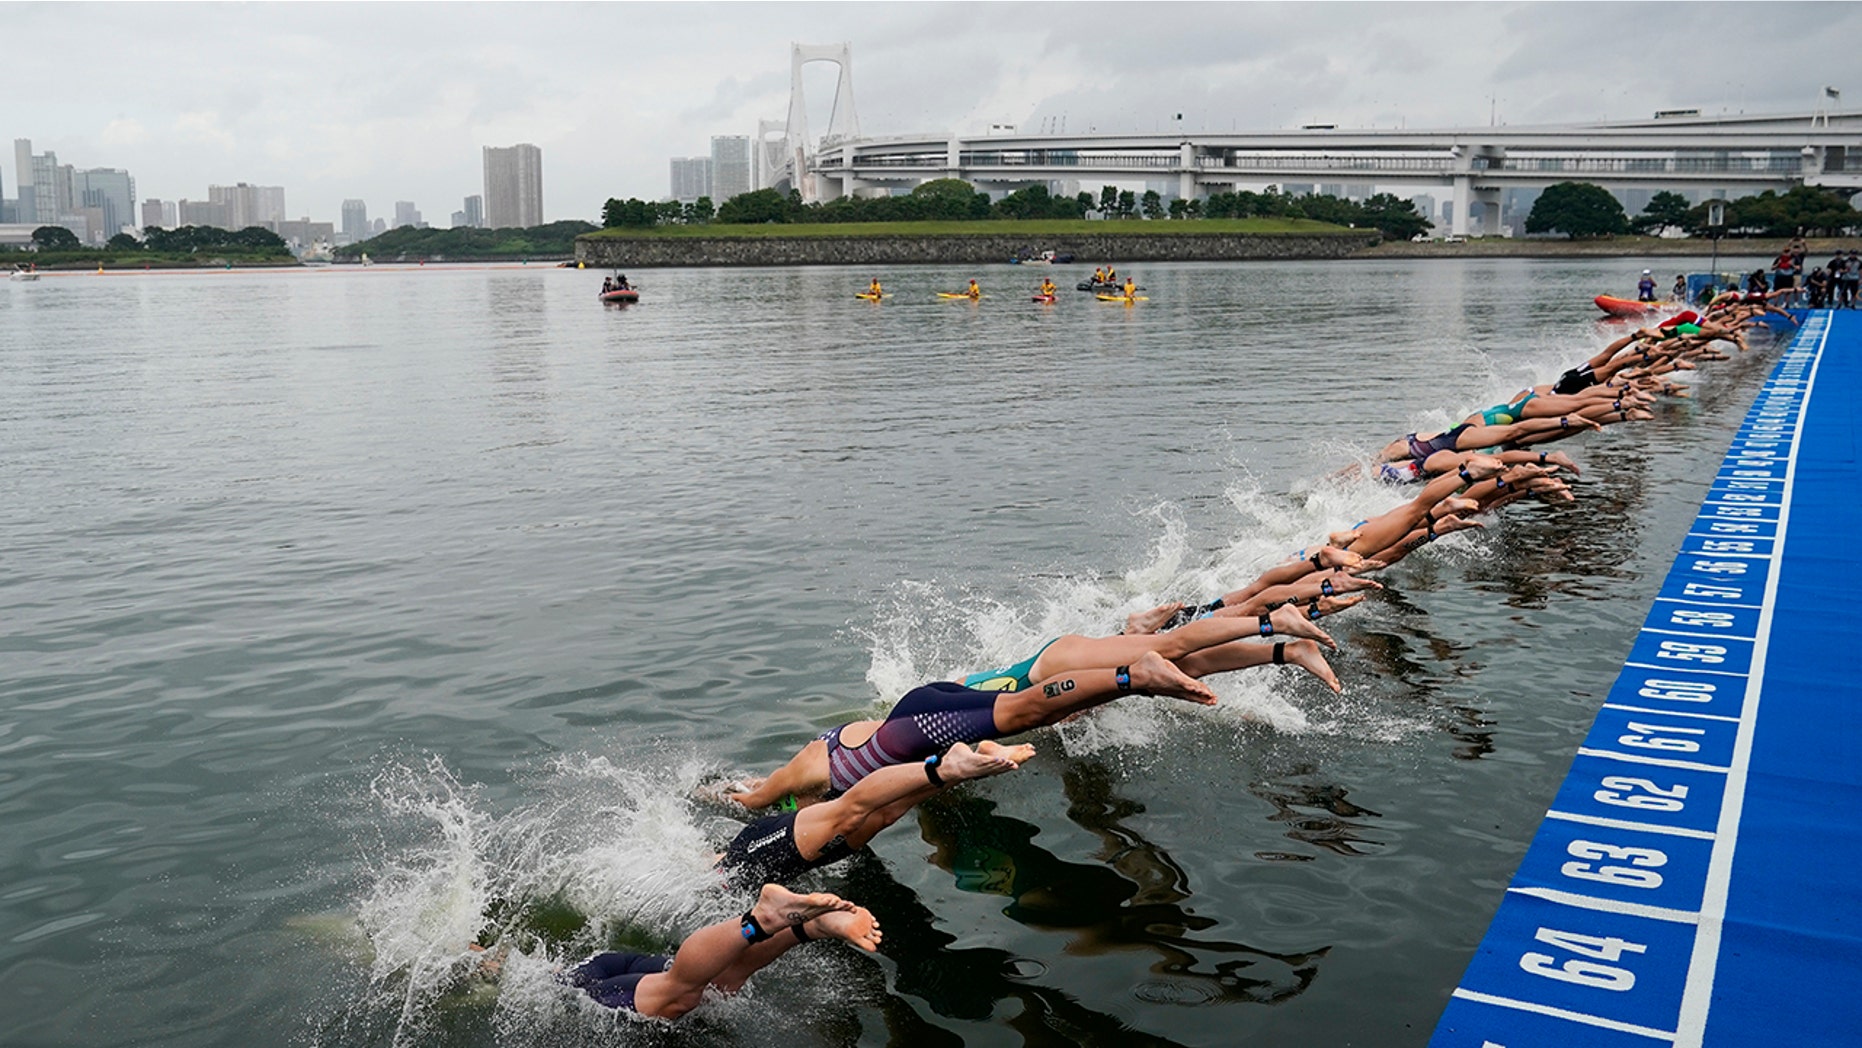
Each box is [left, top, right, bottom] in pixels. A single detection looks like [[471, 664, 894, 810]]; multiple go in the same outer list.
[[1520, 928, 1647, 991]]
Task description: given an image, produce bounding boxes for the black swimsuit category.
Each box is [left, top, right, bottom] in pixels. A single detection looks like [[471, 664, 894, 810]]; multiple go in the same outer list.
[[719, 810, 856, 885]]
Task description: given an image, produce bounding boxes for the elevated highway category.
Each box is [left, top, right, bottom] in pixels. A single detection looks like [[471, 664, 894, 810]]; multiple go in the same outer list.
[[802, 110, 1862, 235]]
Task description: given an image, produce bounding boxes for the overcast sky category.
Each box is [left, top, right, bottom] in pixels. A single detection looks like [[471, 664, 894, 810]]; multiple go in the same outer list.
[[8, 1, 1855, 226]]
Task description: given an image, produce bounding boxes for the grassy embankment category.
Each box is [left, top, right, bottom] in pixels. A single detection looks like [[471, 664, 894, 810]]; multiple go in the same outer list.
[[3, 249, 296, 270], [584, 217, 1352, 239]]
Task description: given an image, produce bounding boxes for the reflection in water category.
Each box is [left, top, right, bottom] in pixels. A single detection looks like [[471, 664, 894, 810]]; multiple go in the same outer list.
[[1246, 769, 1385, 859], [905, 758, 1326, 1027]]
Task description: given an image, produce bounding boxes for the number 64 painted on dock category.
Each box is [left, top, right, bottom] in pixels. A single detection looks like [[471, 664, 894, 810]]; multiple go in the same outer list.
[[1520, 928, 1647, 991]]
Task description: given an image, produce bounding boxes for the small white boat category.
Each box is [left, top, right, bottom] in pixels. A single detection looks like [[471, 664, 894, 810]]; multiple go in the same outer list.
[[9, 268, 40, 282]]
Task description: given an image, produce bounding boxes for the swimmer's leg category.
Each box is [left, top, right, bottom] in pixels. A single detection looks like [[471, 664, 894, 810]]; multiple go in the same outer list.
[[1345, 468, 1481, 558], [708, 903, 883, 994], [727, 735, 849, 810], [1174, 637, 1341, 694], [994, 651, 1217, 736], [633, 885, 870, 1019], [790, 742, 1029, 857]]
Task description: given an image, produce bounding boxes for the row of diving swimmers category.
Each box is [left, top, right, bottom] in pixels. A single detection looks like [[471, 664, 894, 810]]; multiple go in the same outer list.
[[464, 299, 1768, 1022]]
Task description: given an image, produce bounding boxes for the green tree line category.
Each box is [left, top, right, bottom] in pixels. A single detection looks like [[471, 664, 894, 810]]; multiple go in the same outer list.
[[1526, 181, 1860, 239], [334, 220, 598, 260], [599, 179, 1430, 240]]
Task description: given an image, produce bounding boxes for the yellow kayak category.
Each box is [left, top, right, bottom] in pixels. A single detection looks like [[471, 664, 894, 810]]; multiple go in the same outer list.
[[1096, 294, 1148, 302], [937, 292, 982, 300], [855, 292, 888, 300]]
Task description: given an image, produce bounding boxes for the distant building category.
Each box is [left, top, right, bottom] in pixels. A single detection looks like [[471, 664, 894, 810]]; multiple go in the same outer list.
[[73, 168, 136, 242], [463, 194, 483, 228], [450, 209, 467, 228], [177, 198, 230, 227], [370, 217, 386, 235], [141, 198, 177, 229], [393, 200, 422, 228], [710, 135, 751, 202], [669, 156, 712, 202], [482, 143, 542, 228], [208, 183, 285, 229], [14, 139, 38, 223], [272, 217, 335, 250], [341, 199, 369, 241]]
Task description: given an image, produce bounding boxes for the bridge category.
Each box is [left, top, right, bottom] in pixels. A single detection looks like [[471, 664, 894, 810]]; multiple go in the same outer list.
[[761, 44, 1859, 235]]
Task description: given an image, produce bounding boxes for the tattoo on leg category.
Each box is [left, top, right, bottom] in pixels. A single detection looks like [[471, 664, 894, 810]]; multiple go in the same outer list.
[[1043, 679, 1075, 698]]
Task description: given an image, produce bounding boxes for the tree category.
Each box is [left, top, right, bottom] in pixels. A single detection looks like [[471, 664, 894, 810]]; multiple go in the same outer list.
[[1167, 197, 1187, 220], [715, 188, 790, 224], [690, 195, 714, 224], [1524, 181, 1629, 238], [1358, 193, 1430, 241], [1099, 185, 1119, 215], [31, 225, 80, 250], [1117, 189, 1137, 218], [1141, 189, 1163, 220], [1634, 191, 1692, 236], [107, 232, 142, 251], [909, 178, 983, 220]]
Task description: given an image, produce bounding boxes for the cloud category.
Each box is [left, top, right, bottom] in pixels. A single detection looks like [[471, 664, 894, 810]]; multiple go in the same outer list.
[[99, 119, 150, 147]]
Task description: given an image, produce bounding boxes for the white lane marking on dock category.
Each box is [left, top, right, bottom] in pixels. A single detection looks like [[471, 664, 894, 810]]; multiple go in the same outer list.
[[1671, 316, 1829, 1048], [1545, 811, 1717, 840], [1575, 748, 1730, 774], [1601, 704, 1742, 724], [1506, 886, 1702, 925], [1450, 989, 1677, 1041]]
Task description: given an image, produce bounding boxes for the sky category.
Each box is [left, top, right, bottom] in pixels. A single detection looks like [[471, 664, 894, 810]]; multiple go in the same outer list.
[[7, 1, 1856, 227]]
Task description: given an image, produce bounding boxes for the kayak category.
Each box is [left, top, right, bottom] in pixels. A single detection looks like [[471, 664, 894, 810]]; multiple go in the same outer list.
[[937, 292, 982, 300], [600, 289, 639, 303], [1096, 294, 1147, 303], [1031, 294, 1057, 303], [1077, 281, 1121, 292], [855, 292, 888, 300], [1594, 294, 1669, 317]]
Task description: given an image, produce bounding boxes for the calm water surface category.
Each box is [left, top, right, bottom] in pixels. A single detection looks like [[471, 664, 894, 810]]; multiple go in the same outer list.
[[0, 256, 1783, 1047]]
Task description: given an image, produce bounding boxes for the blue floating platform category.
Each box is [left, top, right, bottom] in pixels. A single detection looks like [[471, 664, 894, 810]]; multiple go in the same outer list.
[[1432, 311, 1862, 1047]]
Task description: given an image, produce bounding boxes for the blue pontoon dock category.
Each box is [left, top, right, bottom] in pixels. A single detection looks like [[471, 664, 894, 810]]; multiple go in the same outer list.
[[1433, 310, 1862, 1047]]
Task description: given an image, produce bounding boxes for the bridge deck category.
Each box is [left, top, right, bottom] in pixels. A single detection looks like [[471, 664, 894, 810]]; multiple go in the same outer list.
[[1431, 311, 1862, 1046]]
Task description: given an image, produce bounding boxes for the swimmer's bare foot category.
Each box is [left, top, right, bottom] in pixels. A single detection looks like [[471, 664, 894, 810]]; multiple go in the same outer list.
[[753, 884, 855, 934], [1627, 409, 1656, 421], [1127, 650, 1218, 705], [698, 777, 765, 807], [1461, 453, 1504, 480], [800, 905, 883, 953], [1267, 602, 1337, 650], [1526, 478, 1575, 502], [1315, 546, 1362, 570], [975, 740, 1037, 766], [1430, 514, 1485, 537], [1310, 594, 1368, 618], [1123, 602, 1183, 636], [1541, 451, 1580, 475], [467, 942, 508, 979], [1318, 571, 1381, 595], [940, 741, 1023, 782], [1280, 639, 1341, 694], [1326, 529, 1362, 549], [1436, 495, 1480, 517]]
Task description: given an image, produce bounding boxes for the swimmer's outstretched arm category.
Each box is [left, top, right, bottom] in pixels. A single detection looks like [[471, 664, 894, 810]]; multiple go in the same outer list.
[[631, 885, 878, 1018]]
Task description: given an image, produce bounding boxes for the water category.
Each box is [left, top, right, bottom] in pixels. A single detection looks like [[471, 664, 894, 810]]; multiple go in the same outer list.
[[0, 256, 1784, 1047]]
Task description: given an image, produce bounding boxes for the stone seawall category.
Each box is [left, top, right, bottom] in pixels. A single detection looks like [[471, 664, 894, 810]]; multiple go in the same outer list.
[[576, 231, 1380, 267]]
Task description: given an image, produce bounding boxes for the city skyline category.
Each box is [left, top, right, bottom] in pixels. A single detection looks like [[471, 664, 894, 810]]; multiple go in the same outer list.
[[3, 2, 1857, 228]]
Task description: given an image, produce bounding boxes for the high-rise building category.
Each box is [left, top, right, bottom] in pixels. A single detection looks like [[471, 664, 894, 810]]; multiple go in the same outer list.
[[451, 209, 467, 228], [482, 143, 542, 228], [141, 199, 178, 229], [341, 199, 368, 240], [393, 201, 422, 228], [710, 135, 751, 202], [370, 217, 386, 235], [669, 157, 712, 202], [463, 194, 483, 228], [207, 183, 285, 229], [74, 168, 136, 241], [14, 139, 36, 224], [177, 199, 230, 227]]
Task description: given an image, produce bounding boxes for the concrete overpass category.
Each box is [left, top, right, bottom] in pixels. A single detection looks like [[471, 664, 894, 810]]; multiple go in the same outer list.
[[800, 110, 1862, 235]]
